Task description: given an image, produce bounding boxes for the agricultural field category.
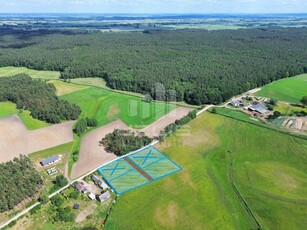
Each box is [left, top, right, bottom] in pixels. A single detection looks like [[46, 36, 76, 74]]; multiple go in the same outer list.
[[255, 74, 307, 104], [0, 66, 60, 79], [106, 112, 307, 230], [49, 80, 89, 96], [60, 86, 177, 128], [0, 101, 48, 130], [0, 115, 74, 163], [274, 103, 307, 116]]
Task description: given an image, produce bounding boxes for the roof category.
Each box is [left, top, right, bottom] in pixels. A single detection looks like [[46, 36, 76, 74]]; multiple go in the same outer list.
[[100, 182, 108, 190], [88, 193, 96, 200], [98, 191, 110, 201], [73, 203, 80, 209], [92, 175, 102, 183], [41, 155, 59, 166], [251, 103, 267, 114], [75, 183, 85, 191]]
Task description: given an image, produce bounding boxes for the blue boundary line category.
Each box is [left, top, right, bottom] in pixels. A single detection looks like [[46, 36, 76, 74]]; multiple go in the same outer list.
[[142, 156, 166, 169], [97, 145, 183, 195], [109, 168, 135, 182], [128, 147, 164, 169], [98, 159, 133, 180]]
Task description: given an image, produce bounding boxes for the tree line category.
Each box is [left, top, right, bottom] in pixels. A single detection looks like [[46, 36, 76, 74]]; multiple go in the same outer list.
[[0, 74, 81, 123], [100, 129, 152, 156], [1, 28, 307, 105], [0, 156, 43, 212], [160, 110, 197, 139]]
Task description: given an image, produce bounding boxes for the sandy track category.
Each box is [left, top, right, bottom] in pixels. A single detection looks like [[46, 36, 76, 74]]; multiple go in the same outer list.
[[71, 107, 192, 179], [140, 107, 193, 137], [0, 115, 74, 163], [71, 120, 130, 179]]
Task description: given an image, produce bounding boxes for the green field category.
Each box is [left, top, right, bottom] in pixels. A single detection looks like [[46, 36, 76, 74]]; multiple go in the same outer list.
[[61, 87, 177, 128], [106, 112, 307, 229], [0, 101, 48, 130], [255, 74, 307, 104], [0, 66, 60, 79]]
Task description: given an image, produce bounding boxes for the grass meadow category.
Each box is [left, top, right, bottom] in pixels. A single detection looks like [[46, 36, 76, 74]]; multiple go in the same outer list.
[[0, 101, 48, 130], [0, 66, 60, 79], [60, 86, 177, 128], [106, 112, 307, 230], [255, 74, 307, 104]]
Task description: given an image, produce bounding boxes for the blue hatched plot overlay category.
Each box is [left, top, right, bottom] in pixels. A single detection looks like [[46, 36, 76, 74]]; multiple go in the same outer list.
[[98, 146, 182, 195]]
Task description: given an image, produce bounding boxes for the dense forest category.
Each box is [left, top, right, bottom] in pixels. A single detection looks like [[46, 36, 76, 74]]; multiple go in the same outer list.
[[101, 129, 152, 156], [1, 28, 307, 104], [0, 156, 43, 212], [0, 74, 81, 123]]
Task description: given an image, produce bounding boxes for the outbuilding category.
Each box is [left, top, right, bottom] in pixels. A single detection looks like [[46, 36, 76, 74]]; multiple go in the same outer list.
[[97, 191, 110, 203], [249, 103, 268, 114], [88, 193, 96, 200], [92, 175, 108, 190], [40, 155, 59, 166]]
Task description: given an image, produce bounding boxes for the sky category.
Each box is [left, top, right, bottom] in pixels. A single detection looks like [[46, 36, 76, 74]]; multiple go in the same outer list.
[[0, 0, 307, 14]]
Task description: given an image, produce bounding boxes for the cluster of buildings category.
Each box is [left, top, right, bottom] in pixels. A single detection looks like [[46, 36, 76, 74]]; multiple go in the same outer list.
[[74, 175, 111, 203], [229, 96, 269, 116]]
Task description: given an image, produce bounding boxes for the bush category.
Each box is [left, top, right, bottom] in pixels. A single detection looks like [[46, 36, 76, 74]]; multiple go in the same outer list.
[[68, 190, 79, 199], [51, 195, 64, 207], [54, 175, 68, 188], [38, 193, 49, 204]]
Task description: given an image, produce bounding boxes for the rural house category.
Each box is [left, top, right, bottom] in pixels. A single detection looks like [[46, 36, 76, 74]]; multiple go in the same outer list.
[[97, 191, 111, 203], [75, 183, 87, 193], [40, 155, 59, 166], [92, 175, 108, 190]]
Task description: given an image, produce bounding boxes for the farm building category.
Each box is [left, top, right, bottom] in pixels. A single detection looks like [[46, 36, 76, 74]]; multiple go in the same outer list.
[[40, 155, 59, 166], [92, 175, 108, 190], [230, 100, 240, 107], [88, 193, 96, 200], [97, 191, 110, 203], [75, 183, 87, 193], [249, 103, 268, 114]]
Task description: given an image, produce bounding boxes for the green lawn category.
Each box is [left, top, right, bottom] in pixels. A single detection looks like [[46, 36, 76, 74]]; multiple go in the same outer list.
[[0, 66, 60, 80], [255, 74, 307, 104], [0, 101, 48, 130], [106, 112, 307, 230], [60, 87, 177, 128], [29, 143, 73, 194]]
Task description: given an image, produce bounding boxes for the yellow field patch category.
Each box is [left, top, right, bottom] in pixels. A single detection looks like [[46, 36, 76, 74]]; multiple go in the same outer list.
[[49, 80, 89, 96], [106, 104, 120, 120]]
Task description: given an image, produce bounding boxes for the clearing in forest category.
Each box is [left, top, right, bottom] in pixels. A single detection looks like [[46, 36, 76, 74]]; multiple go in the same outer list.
[[0, 66, 60, 79]]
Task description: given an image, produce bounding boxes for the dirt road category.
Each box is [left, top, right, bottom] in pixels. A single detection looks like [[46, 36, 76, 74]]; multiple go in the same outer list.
[[0, 115, 74, 163]]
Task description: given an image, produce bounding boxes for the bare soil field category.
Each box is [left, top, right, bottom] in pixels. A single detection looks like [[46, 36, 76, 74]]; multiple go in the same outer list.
[[71, 120, 130, 179], [0, 115, 74, 163], [140, 107, 193, 137]]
